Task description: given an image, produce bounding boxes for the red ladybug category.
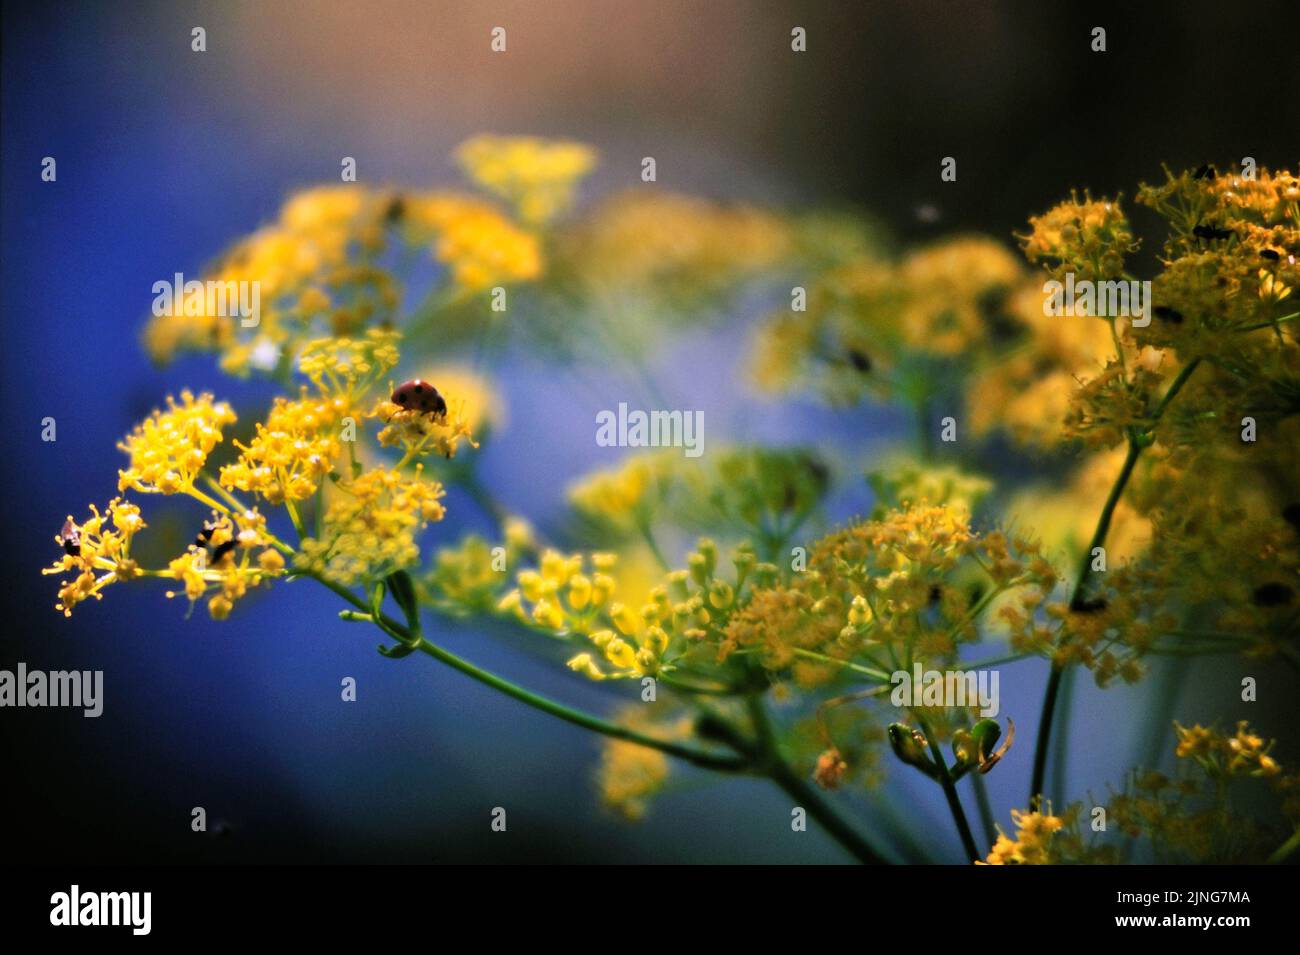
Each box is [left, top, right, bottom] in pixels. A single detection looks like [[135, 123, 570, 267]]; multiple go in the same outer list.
[[391, 379, 447, 417]]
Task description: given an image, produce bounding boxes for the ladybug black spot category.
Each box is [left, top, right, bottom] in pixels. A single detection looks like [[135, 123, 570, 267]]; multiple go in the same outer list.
[[1253, 582, 1294, 607]]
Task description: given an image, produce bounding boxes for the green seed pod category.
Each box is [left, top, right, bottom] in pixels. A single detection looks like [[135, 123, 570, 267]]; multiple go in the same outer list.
[[888, 722, 936, 777], [970, 718, 1002, 762]]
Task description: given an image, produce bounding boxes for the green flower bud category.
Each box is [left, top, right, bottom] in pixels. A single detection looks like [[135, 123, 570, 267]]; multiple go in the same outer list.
[[888, 722, 937, 778]]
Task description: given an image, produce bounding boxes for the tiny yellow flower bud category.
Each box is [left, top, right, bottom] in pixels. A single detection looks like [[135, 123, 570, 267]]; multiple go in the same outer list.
[[645, 625, 669, 656], [610, 602, 641, 635], [604, 638, 638, 670], [532, 598, 566, 630], [708, 580, 734, 609], [566, 653, 605, 680], [497, 589, 529, 623], [208, 594, 233, 620], [688, 552, 709, 587], [518, 570, 545, 602], [848, 594, 873, 626], [568, 573, 592, 610], [258, 549, 285, 573]]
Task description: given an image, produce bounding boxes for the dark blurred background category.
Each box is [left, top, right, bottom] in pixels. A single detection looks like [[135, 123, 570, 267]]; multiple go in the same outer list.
[[2, 0, 1295, 864]]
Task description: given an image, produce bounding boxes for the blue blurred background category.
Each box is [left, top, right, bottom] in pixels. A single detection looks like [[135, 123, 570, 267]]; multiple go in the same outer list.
[[2, 0, 1295, 863]]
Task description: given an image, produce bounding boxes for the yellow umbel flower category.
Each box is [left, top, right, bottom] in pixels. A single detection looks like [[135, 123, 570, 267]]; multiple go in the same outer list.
[[162, 510, 286, 620], [220, 391, 348, 505], [567, 450, 681, 534], [297, 328, 400, 403], [374, 392, 480, 461], [596, 705, 693, 820], [980, 809, 1066, 865], [1020, 190, 1137, 281], [43, 500, 146, 616], [403, 192, 542, 293], [555, 191, 792, 295], [455, 135, 597, 225], [117, 391, 236, 495], [294, 466, 446, 586], [1174, 721, 1282, 778]]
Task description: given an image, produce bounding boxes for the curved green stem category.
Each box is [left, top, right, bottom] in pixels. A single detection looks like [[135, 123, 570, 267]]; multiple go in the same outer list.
[[312, 573, 748, 772], [745, 695, 893, 864], [1268, 828, 1300, 864]]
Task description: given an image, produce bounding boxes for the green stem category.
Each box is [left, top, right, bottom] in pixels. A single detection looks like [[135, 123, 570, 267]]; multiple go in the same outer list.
[[746, 695, 892, 864], [637, 516, 671, 572], [1268, 828, 1300, 865], [917, 715, 979, 862], [312, 574, 747, 772], [970, 771, 997, 851], [1029, 357, 1202, 806]]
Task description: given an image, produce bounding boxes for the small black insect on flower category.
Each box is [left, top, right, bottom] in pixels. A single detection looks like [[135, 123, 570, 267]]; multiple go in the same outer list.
[[58, 518, 81, 557]]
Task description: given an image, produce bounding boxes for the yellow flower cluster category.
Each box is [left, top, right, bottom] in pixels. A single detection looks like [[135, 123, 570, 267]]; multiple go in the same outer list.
[[294, 466, 446, 586], [554, 191, 792, 299], [496, 545, 736, 681], [981, 809, 1068, 865], [374, 395, 480, 462], [455, 135, 598, 225], [297, 328, 400, 402], [964, 284, 1119, 448], [117, 391, 236, 495], [144, 186, 393, 372], [723, 505, 1056, 686], [1019, 190, 1137, 281], [750, 237, 1024, 404], [596, 705, 694, 820], [1105, 722, 1297, 862], [402, 192, 542, 293], [867, 456, 993, 516], [43, 500, 146, 616], [220, 391, 347, 505], [424, 518, 535, 614], [1174, 721, 1281, 778], [164, 510, 286, 620], [566, 450, 683, 535]]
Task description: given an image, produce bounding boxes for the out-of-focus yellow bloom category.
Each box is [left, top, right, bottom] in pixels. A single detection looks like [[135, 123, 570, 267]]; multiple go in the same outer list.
[[117, 391, 237, 495], [750, 236, 1023, 404], [43, 500, 146, 616], [868, 456, 993, 515], [596, 705, 693, 820], [897, 237, 1025, 357], [567, 450, 680, 533], [403, 192, 542, 293], [297, 328, 400, 403], [455, 135, 597, 225], [1175, 721, 1282, 778], [294, 466, 446, 586], [555, 191, 792, 296], [1006, 448, 1150, 565], [966, 283, 1119, 448], [144, 186, 391, 372]]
